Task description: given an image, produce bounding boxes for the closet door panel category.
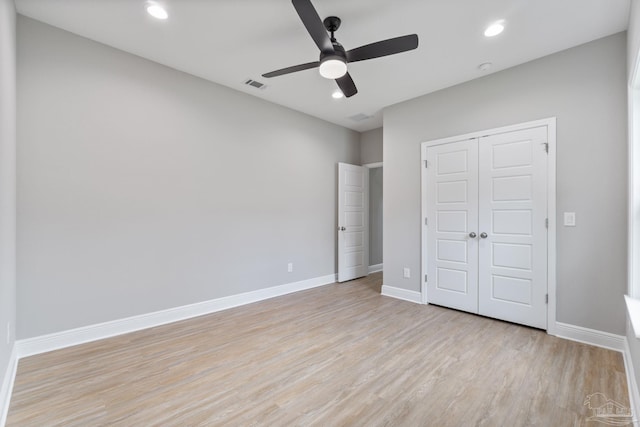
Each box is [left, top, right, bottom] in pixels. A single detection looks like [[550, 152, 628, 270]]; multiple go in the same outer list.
[[426, 139, 479, 313], [477, 126, 548, 329]]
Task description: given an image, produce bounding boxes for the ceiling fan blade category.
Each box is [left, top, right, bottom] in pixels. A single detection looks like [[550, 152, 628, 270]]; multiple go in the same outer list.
[[292, 0, 334, 53], [346, 34, 419, 63], [262, 61, 320, 78], [335, 72, 358, 98]]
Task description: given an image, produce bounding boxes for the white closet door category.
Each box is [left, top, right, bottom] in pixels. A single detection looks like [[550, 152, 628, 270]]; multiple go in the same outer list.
[[426, 139, 479, 313], [477, 126, 548, 329]]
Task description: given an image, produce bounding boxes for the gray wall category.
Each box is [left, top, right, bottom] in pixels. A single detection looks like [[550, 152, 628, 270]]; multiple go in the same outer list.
[[384, 33, 627, 335], [0, 0, 17, 397], [17, 17, 360, 338], [369, 167, 383, 266], [360, 128, 383, 165]]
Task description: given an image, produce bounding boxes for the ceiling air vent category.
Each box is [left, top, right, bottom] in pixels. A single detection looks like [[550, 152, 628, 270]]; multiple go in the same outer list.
[[349, 113, 372, 122], [244, 78, 267, 90]]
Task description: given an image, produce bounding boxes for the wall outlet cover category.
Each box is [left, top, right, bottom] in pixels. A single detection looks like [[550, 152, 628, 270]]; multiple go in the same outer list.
[[564, 212, 576, 227]]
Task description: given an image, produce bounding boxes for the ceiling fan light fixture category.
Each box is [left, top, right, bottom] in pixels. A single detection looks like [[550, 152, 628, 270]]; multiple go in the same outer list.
[[332, 90, 344, 99], [319, 57, 347, 79]]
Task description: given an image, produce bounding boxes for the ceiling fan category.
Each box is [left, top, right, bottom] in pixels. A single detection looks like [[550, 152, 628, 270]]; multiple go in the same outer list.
[[262, 0, 419, 98]]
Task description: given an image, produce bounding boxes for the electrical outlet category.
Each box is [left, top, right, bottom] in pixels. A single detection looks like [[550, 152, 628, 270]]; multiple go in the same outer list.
[[403, 268, 411, 279], [287, 262, 293, 273], [564, 212, 576, 227]]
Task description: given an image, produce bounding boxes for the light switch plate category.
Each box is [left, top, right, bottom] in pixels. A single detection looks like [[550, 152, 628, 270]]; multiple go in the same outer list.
[[564, 212, 576, 227]]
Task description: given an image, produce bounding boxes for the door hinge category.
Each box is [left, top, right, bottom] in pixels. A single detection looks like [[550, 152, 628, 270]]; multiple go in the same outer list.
[[543, 142, 549, 153], [425, 217, 428, 226], [545, 218, 549, 228], [425, 274, 428, 282], [545, 294, 549, 304], [424, 160, 428, 168]]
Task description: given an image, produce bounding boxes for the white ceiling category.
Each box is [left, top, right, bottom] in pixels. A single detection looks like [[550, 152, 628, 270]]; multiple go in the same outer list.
[[15, 0, 631, 132]]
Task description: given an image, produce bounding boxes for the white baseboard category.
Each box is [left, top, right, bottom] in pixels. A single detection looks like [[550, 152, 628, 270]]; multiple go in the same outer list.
[[623, 338, 640, 426], [554, 322, 626, 352], [381, 285, 422, 304], [368, 263, 383, 274], [0, 345, 18, 427], [17, 274, 337, 358]]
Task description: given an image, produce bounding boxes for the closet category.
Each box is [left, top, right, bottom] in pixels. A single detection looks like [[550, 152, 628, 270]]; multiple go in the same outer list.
[[422, 122, 551, 329]]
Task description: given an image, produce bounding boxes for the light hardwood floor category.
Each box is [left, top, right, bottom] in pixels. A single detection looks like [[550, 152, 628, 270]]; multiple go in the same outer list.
[[7, 273, 630, 426]]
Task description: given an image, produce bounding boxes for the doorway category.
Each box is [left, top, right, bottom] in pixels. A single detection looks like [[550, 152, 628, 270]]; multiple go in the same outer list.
[[366, 163, 383, 274]]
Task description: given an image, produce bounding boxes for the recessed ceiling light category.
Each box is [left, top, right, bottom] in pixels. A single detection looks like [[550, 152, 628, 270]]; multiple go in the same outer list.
[[484, 21, 504, 37], [146, 2, 168, 20], [332, 90, 344, 99]]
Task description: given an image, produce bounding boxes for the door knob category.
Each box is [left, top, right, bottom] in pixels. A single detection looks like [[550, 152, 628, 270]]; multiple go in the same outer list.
[[469, 232, 477, 238], [480, 232, 488, 238], [339, 226, 346, 231]]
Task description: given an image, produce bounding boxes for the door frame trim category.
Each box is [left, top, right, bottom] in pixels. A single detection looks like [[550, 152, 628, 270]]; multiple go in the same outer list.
[[420, 117, 557, 334], [363, 162, 383, 169]]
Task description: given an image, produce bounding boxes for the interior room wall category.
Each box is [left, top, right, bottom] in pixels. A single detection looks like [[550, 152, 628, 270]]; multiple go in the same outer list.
[[16, 16, 360, 339], [383, 32, 627, 335], [0, 0, 17, 408], [360, 128, 383, 165]]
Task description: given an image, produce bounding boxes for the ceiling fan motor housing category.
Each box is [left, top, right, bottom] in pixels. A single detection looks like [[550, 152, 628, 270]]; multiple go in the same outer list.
[[320, 43, 346, 62], [319, 41, 347, 79]]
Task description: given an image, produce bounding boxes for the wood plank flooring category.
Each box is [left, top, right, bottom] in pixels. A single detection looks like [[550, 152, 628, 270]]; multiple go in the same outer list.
[[7, 273, 630, 426]]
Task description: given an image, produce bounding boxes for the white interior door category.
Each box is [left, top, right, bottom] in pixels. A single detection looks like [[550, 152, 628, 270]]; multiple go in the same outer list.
[[338, 163, 369, 282], [477, 126, 548, 329], [425, 139, 479, 313], [423, 123, 549, 330]]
